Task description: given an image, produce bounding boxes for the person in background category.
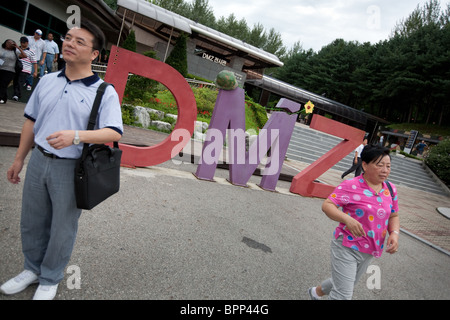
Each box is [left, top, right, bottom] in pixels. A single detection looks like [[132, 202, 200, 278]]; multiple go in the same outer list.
[[378, 133, 384, 147], [40, 33, 59, 77], [57, 35, 65, 70], [308, 144, 399, 300], [0, 39, 27, 104], [27, 29, 45, 87], [416, 140, 427, 155], [341, 138, 368, 179], [13, 37, 38, 102]]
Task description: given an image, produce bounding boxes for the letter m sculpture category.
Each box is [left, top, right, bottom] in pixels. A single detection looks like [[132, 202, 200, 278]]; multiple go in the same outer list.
[[194, 87, 300, 191]]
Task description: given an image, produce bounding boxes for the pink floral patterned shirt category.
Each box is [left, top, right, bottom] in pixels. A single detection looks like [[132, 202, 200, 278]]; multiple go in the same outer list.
[[328, 175, 399, 258]]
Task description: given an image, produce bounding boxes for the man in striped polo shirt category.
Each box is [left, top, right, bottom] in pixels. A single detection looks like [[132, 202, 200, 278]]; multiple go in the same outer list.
[[13, 37, 38, 101]]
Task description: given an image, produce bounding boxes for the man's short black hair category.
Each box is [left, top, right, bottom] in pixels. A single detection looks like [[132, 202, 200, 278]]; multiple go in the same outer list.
[[80, 18, 105, 51]]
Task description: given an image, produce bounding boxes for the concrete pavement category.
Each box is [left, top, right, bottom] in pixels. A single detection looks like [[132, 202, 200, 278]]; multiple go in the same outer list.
[[1, 100, 450, 301]]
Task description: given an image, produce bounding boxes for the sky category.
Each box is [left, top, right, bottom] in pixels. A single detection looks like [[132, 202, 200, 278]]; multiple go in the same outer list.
[[206, 0, 447, 52]]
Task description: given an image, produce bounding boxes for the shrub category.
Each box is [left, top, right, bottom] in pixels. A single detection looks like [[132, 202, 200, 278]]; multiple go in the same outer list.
[[425, 139, 450, 186], [121, 104, 137, 125], [245, 100, 268, 129], [126, 86, 269, 134], [191, 87, 217, 115], [124, 51, 159, 102]]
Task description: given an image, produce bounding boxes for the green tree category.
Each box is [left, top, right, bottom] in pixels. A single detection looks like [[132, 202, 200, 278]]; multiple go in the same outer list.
[[103, 0, 117, 10], [150, 0, 190, 16], [121, 29, 137, 52], [216, 13, 249, 39], [247, 23, 267, 48], [274, 0, 450, 127], [124, 51, 160, 102], [262, 28, 286, 57], [165, 32, 188, 77], [152, 0, 288, 58], [182, 0, 216, 27]]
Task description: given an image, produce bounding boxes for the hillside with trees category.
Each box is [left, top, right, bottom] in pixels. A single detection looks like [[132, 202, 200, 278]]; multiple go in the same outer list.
[[276, 0, 450, 127], [105, 0, 450, 128]]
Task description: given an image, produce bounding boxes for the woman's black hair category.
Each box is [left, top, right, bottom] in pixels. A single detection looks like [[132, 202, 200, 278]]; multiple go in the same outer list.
[[361, 144, 391, 164], [2, 39, 13, 49]]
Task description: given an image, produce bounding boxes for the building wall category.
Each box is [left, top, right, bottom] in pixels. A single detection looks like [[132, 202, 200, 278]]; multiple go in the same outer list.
[[1, 0, 70, 49], [28, 0, 68, 21], [2, 0, 248, 85], [152, 36, 247, 84], [1, 29, 23, 44]]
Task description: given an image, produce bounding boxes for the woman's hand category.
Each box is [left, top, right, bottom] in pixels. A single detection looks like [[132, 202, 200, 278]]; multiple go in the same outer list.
[[343, 215, 366, 238], [385, 232, 399, 254], [322, 199, 366, 238]]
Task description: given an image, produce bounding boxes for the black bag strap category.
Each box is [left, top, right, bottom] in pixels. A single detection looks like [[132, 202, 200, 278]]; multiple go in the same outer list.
[[87, 81, 110, 130], [81, 82, 118, 157], [386, 181, 394, 201]]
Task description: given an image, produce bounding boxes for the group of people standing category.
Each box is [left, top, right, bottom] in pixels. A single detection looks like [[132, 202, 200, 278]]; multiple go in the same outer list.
[[0, 29, 60, 104]]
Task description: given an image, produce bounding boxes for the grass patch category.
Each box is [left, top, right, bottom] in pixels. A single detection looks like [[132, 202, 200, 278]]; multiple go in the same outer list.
[[128, 86, 269, 133], [386, 123, 450, 137]]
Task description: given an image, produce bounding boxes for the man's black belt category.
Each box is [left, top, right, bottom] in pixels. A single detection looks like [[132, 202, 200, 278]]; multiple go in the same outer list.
[[37, 145, 65, 159]]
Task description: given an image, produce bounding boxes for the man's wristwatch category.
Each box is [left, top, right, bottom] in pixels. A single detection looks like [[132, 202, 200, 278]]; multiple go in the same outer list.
[[73, 130, 80, 145]]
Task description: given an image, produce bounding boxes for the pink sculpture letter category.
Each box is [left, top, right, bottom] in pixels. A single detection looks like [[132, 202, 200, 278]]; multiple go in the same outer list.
[[104, 46, 197, 167], [289, 114, 365, 198]]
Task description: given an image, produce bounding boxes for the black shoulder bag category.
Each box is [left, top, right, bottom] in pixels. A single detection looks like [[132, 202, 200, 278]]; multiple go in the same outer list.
[[74, 82, 122, 210], [15, 51, 23, 74]]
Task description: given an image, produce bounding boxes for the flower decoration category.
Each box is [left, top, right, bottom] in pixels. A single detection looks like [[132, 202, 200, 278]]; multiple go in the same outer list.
[[301, 101, 314, 115]]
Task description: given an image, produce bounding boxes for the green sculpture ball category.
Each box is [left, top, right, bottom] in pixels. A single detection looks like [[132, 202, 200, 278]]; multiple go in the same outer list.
[[215, 70, 238, 90]]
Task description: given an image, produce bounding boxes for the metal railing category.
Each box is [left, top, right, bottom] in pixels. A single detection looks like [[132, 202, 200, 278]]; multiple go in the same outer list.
[[91, 63, 217, 89]]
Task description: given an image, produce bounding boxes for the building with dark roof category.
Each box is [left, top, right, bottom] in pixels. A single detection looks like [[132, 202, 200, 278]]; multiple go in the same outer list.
[[1, 0, 388, 138]]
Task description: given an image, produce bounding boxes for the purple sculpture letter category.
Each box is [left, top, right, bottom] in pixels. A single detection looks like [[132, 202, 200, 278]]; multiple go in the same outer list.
[[194, 87, 300, 191]]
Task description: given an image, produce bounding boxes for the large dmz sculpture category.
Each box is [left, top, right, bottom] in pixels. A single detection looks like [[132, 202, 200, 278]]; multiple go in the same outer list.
[[105, 46, 365, 198]]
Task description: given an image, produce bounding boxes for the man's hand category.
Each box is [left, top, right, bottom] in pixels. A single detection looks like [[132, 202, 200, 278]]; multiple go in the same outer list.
[[46, 130, 75, 149], [7, 160, 24, 184]]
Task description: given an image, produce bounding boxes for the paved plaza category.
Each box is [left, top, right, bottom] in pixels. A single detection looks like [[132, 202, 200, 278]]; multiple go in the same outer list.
[[1, 100, 449, 301]]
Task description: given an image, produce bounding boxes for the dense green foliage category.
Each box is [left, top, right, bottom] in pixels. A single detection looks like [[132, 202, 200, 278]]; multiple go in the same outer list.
[[124, 51, 160, 102], [426, 139, 450, 185], [275, 1, 450, 127], [120, 28, 160, 102], [106, 0, 450, 129], [386, 123, 450, 138], [148, 0, 286, 57], [121, 104, 136, 125]]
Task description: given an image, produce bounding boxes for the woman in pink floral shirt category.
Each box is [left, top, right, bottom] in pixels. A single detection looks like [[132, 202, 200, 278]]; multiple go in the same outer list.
[[309, 144, 400, 300]]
